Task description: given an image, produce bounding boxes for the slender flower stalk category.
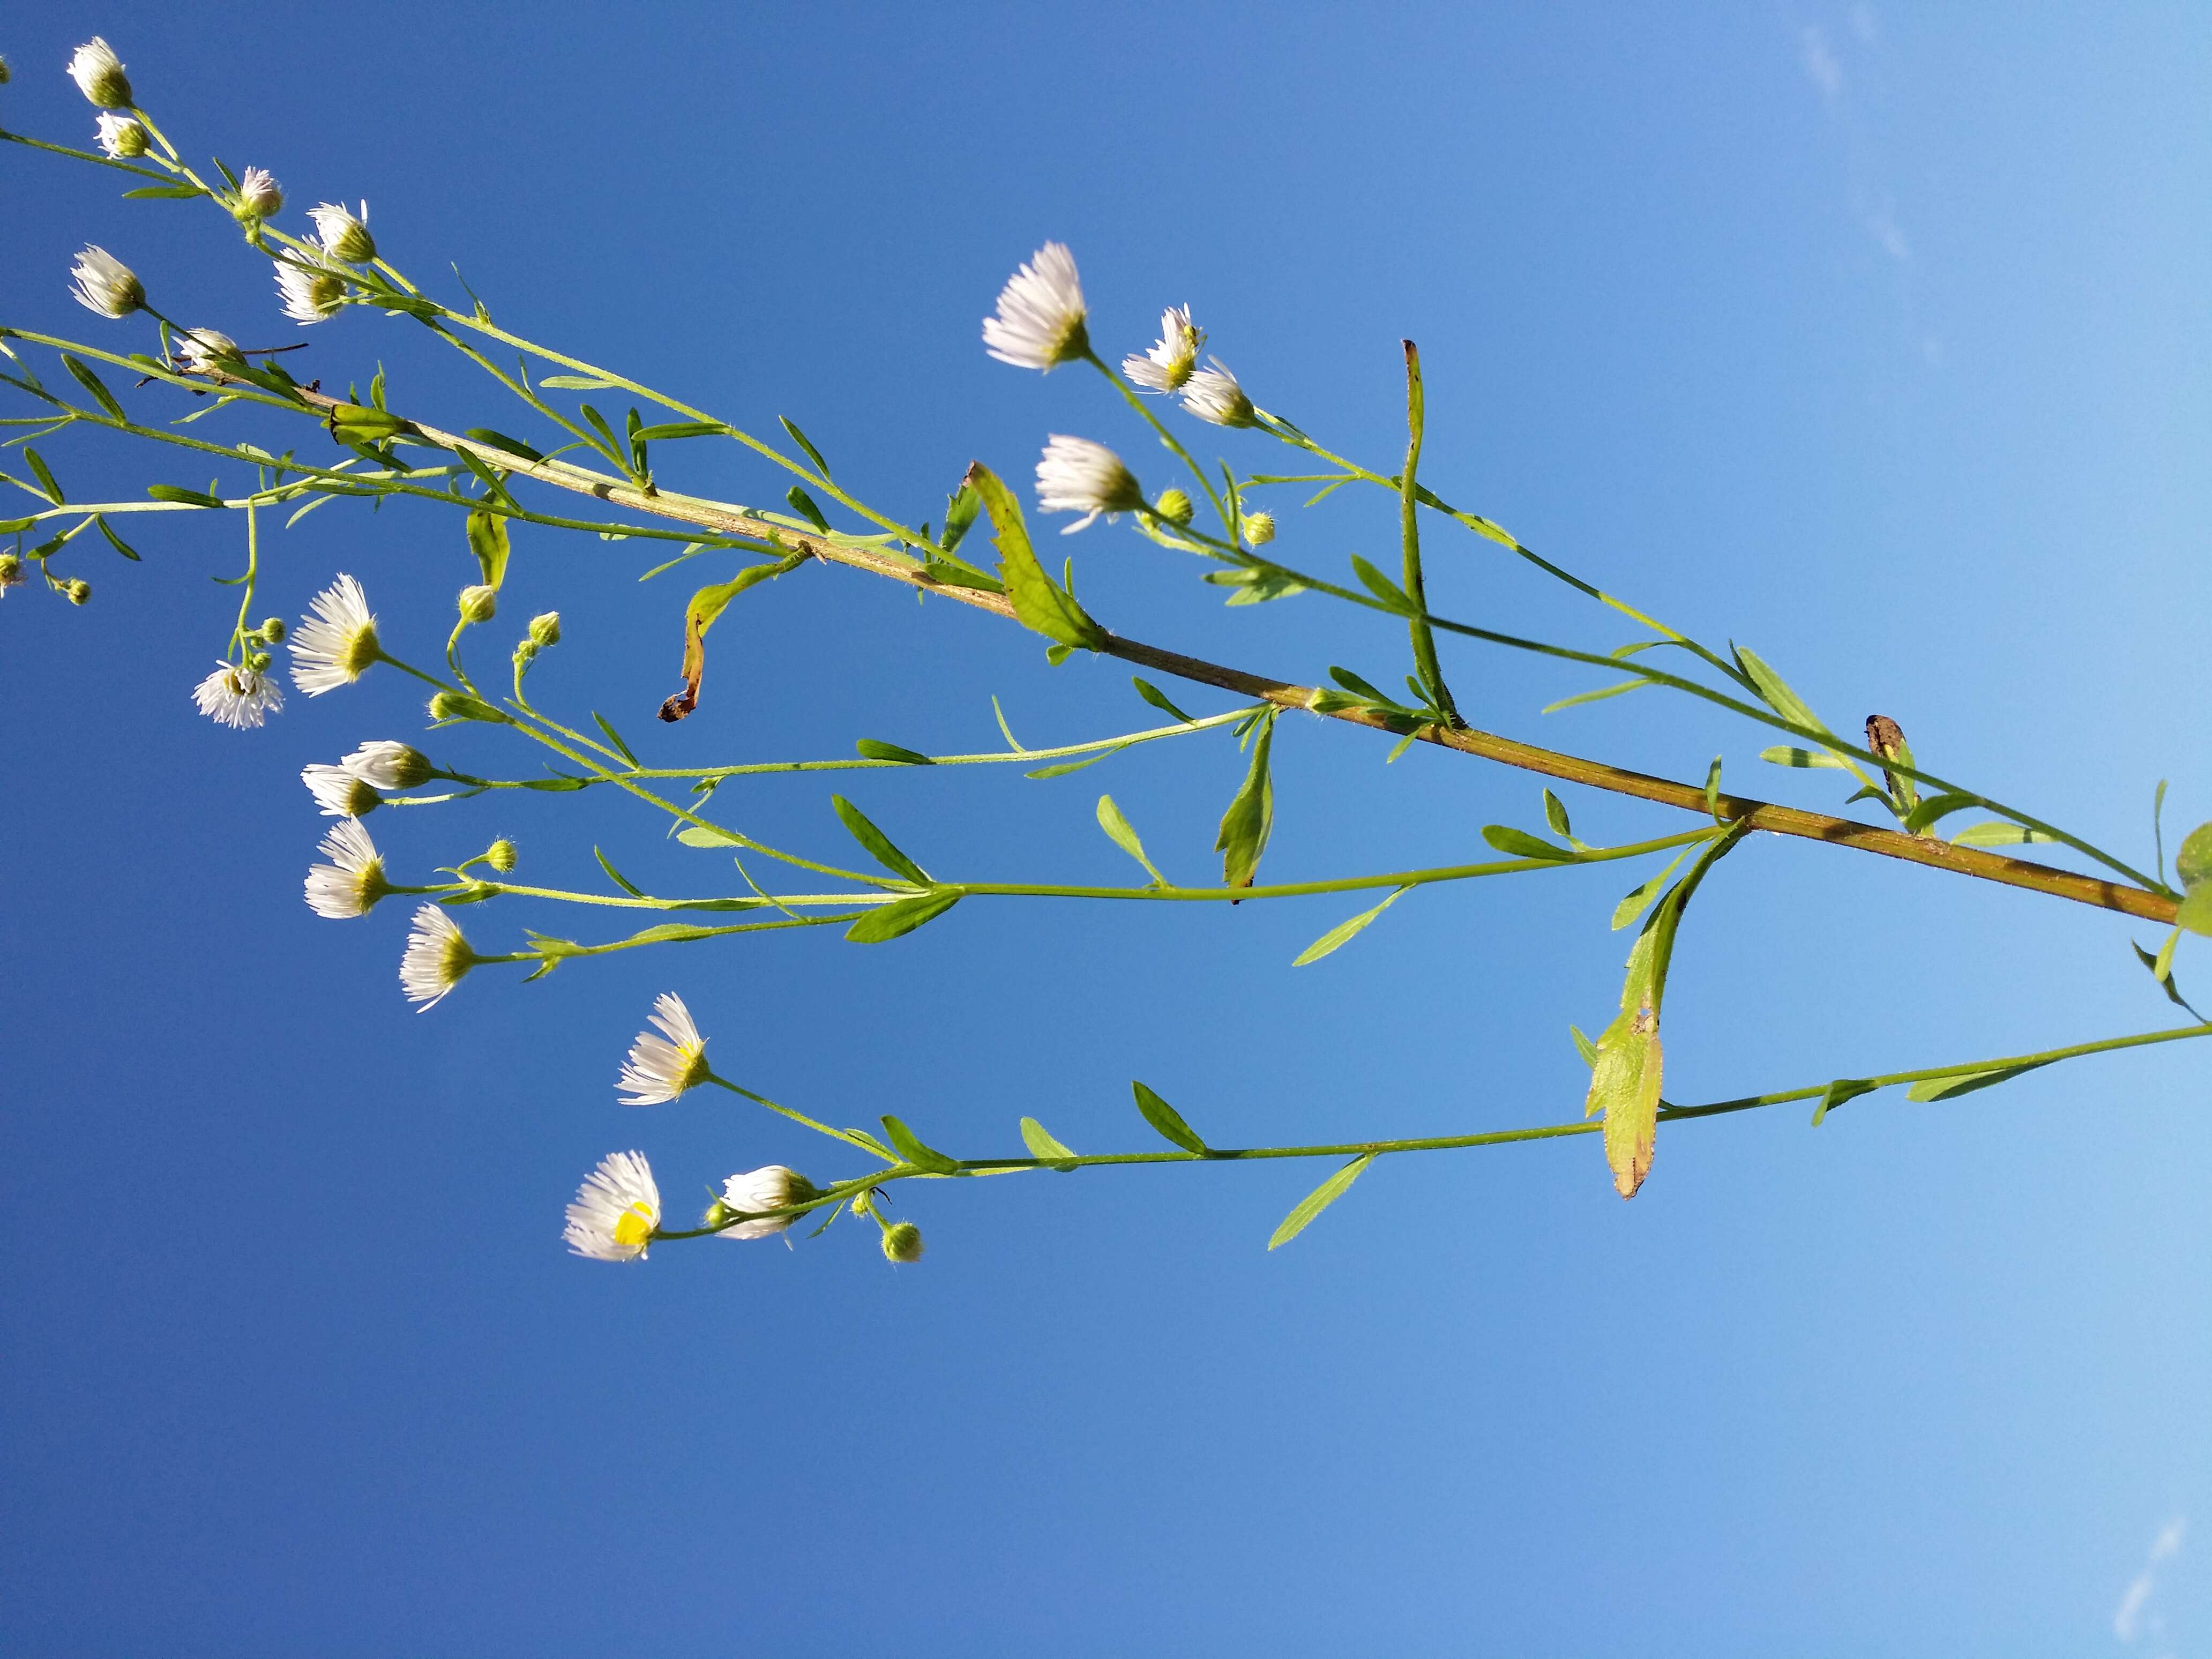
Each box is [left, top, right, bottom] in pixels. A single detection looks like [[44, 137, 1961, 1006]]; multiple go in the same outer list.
[[65, 38, 132, 108], [302, 763, 382, 818], [340, 741, 434, 790], [399, 903, 476, 1008], [273, 258, 342, 324], [982, 241, 1089, 370], [1180, 357, 1257, 427], [1123, 304, 1204, 393], [190, 661, 282, 729], [1036, 434, 1145, 533], [69, 245, 144, 318], [289, 574, 381, 694], [304, 819, 391, 919], [94, 112, 147, 159], [709, 1165, 819, 1240], [564, 1151, 661, 1262], [616, 992, 713, 1105], [308, 200, 376, 264]]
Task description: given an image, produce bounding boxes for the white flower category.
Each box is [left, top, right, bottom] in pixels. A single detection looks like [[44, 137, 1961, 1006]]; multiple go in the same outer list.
[[399, 902, 476, 1009], [236, 166, 283, 218], [308, 200, 376, 264], [1122, 304, 1204, 393], [273, 258, 342, 324], [713, 1165, 817, 1242], [289, 573, 380, 694], [1035, 434, 1144, 533], [70, 245, 143, 319], [302, 761, 382, 818], [1180, 357, 1257, 428], [340, 740, 432, 790], [173, 328, 238, 376], [94, 111, 147, 159], [616, 992, 712, 1105], [982, 241, 1089, 371], [190, 661, 282, 729], [66, 38, 131, 107], [564, 1151, 661, 1262], [304, 818, 391, 919]]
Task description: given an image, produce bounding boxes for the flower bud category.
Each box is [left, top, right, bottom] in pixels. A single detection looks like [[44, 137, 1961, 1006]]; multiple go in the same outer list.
[[258, 616, 287, 643], [65, 578, 91, 606], [235, 166, 283, 220], [246, 651, 272, 672], [0, 55, 12, 86], [880, 1220, 925, 1264], [484, 838, 518, 873], [1243, 510, 1276, 547], [341, 740, 434, 790], [309, 200, 377, 265], [0, 552, 21, 588], [95, 112, 147, 159], [1154, 487, 1194, 526], [66, 38, 132, 108], [428, 690, 511, 724], [457, 584, 498, 624], [528, 610, 562, 647], [511, 639, 540, 669]]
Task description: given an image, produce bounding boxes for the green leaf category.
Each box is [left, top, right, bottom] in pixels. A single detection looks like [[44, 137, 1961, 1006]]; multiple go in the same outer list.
[[520, 775, 591, 793], [1569, 1024, 1599, 1069], [1215, 709, 1277, 890], [539, 372, 621, 390], [578, 403, 624, 464], [146, 484, 225, 508], [1267, 1154, 1376, 1249], [1023, 744, 1127, 780], [1542, 677, 1652, 715], [0, 517, 36, 534], [779, 415, 833, 479], [61, 355, 125, 422], [1543, 789, 1573, 840], [592, 712, 639, 765], [940, 482, 983, 554], [1906, 1064, 2046, 1102], [1703, 756, 1724, 823], [464, 428, 545, 462], [856, 738, 932, 765], [122, 182, 205, 199], [1132, 1081, 1209, 1154], [1328, 666, 1396, 705], [1348, 554, 1414, 612], [1132, 677, 1194, 723], [1610, 847, 1693, 931], [1292, 885, 1408, 966], [1903, 792, 1981, 835], [632, 421, 728, 443], [1019, 1116, 1079, 1171], [665, 552, 808, 718], [1733, 645, 1829, 735], [784, 485, 831, 533], [1759, 745, 1851, 769], [1481, 825, 1576, 862], [844, 889, 961, 944], [593, 846, 645, 897], [1949, 821, 2057, 848], [879, 1115, 961, 1174], [675, 824, 744, 847], [1811, 1078, 1878, 1126], [1096, 794, 1166, 884], [963, 461, 1102, 649], [2177, 820, 2212, 889], [2135, 935, 2195, 1013], [466, 506, 510, 589], [25, 450, 63, 504], [831, 796, 930, 884], [616, 923, 720, 946], [94, 515, 140, 562], [2176, 885, 2212, 938]]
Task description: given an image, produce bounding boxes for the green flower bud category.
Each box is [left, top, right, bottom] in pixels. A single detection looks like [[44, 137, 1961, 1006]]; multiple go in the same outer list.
[[0, 552, 21, 588], [0, 55, 12, 85], [246, 651, 272, 672], [701, 1199, 737, 1231], [1243, 510, 1276, 547], [66, 39, 132, 109], [457, 584, 498, 624], [511, 639, 540, 669], [1155, 488, 1194, 527], [880, 1221, 925, 1264], [258, 616, 287, 642], [528, 610, 562, 647], [428, 690, 512, 724], [484, 838, 518, 873], [65, 578, 92, 606]]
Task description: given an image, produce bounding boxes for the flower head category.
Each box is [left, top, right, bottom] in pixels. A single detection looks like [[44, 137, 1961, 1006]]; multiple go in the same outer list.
[[1122, 304, 1204, 393], [273, 258, 342, 325], [302, 762, 382, 818], [236, 167, 283, 219], [881, 1220, 925, 1264], [309, 200, 376, 264], [564, 1151, 662, 1262], [289, 573, 380, 694], [304, 818, 391, 919], [66, 38, 131, 107], [399, 902, 476, 1010], [982, 241, 1089, 371], [1035, 434, 1144, 533], [173, 328, 239, 376], [94, 111, 147, 158], [1180, 357, 1257, 428], [1243, 509, 1277, 547], [190, 660, 283, 729], [340, 740, 432, 791], [70, 245, 143, 318], [0, 553, 23, 593], [616, 992, 713, 1105], [711, 1165, 820, 1241]]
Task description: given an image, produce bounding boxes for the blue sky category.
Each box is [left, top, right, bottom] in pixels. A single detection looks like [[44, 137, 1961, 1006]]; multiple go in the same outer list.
[[5, 4, 2210, 1654]]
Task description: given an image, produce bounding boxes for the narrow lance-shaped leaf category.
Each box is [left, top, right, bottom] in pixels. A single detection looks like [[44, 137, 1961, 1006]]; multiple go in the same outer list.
[[1810, 1077, 1878, 1127], [1131, 676, 1194, 723], [1132, 1081, 1209, 1154], [1293, 885, 1408, 967], [879, 1115, 961, 1174], [1733, 645, 1828, 735], [659, 550, 808, 721], [1482, 825, 1576, 862], [1268, 1154, 1376, 1250], [1019, 1116, 1079, 1171], [831, 795, 930, 884], [1759, 745, 1851, 769], [1949, 820, 2057, 849], [1905, 1063, 2051, 1103], [1096, 794, 1166, 885], [963, 460, 1103, 649], [1216, 709, 1277, 891], [844, 890, 961, 944]]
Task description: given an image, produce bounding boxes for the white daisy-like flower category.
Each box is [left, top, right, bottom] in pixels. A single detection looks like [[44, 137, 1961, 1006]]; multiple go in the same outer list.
[[616, 992, 713, 1105], [236, 166, 283, 219], [289, 573, 380, 694], [304, 818, 391, 920], [173, 328, 239, 376], [1180, 357, 1258, 428], [564, 1150, 662, 1262], [1035, 434, 1145, 534], [308, 200, 376, 264], [982, 241, 1089, 371], [713, 1165, 819, 1242], [273, 258, 342, 325], [1122, 304, 1204, 393], [302, 761, 382, 818], [190, 660, 282, 729], [399, 902, 476, 1010], [94, 111, 147, 158], [340, 740, 433, 791], [70, 245, 143, 319], [66, 38, 131, 107]]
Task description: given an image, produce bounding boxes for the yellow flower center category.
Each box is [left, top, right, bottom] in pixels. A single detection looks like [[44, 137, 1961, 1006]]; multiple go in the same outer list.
[[338, 623, 381, 678], [612, 1203, 654, 1249]]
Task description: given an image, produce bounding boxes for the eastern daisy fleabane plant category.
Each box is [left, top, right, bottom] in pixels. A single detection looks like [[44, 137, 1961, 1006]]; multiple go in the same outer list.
[[173, 328, 238, 376], [69, 245, 143, 319], [710, 1165, 821, 1242], [1035, 434, 1145, 533], [273, 258, 342, 324], [290, 574, 380, 693], [190, 660, 282, 729], [399, 902, 476, 1009], [236, 166, 283, 219], [303, 818, 391, 920], [564, 1151, 661, 1262], [1181, 357, 1258, 428], [65, 38, 131, 108], [309, 200, 376, 264], [94, 111, 147, 159], [616, 992, 713, 1105], [1122, 304, 1204, 393], [302, 762, 382, 818], [340, 740, 434, 791], [982, 241, 1089, 371]]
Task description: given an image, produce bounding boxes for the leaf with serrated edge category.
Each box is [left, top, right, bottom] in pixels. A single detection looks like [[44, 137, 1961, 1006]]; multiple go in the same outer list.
[[964, 460, 1101, 648], [1293, 886, 1408, 966], [1267, 1154, 1375, 1249]]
